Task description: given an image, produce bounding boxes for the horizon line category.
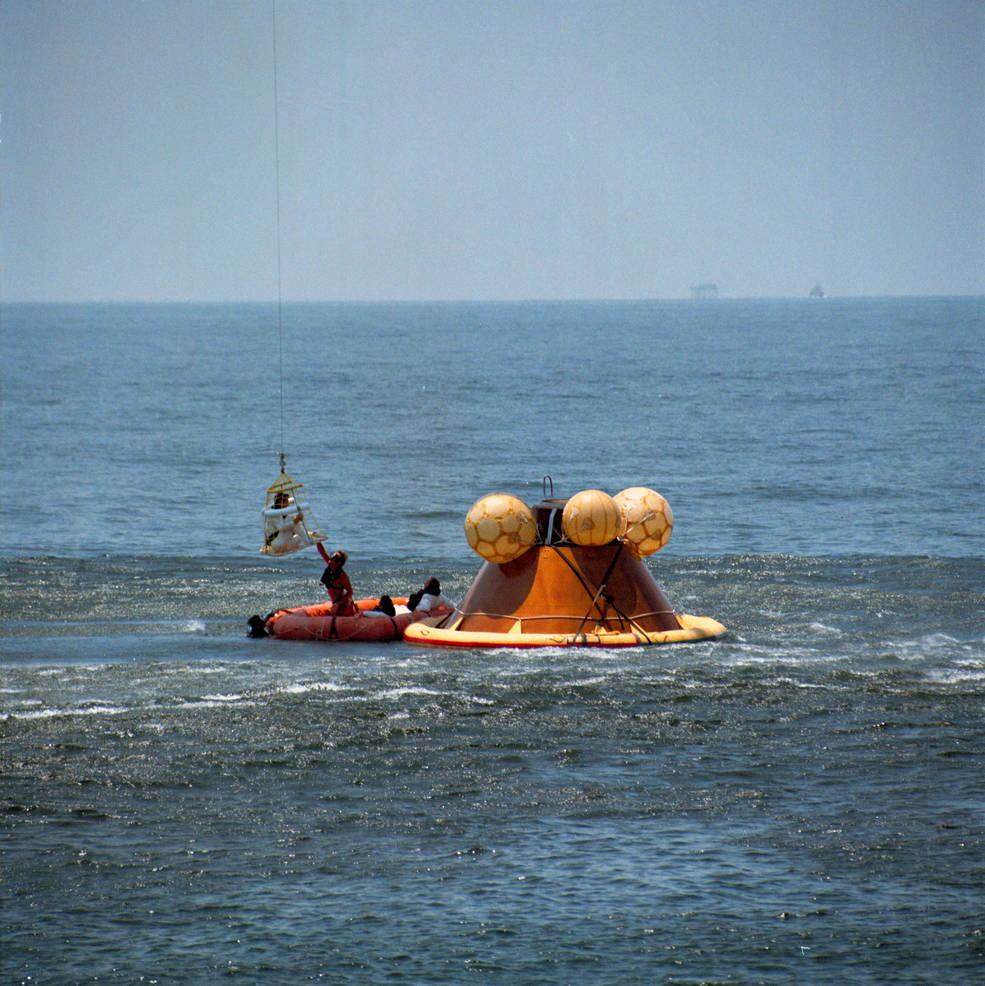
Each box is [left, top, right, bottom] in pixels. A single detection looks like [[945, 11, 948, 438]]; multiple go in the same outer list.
[[3, 292, 983, 306]]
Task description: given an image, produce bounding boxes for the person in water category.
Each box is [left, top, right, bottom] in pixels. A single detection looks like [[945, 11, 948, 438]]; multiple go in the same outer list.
[[316, 543, 358, 616], [408, 577, 453, 612]]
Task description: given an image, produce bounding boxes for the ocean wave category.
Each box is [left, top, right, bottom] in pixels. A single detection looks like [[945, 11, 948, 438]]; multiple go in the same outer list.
[[806, 620, 843, 634], [2, 703, 130, 721], [923, 666, 985, 686], [374, 686, 446, 701], [279, 681, 349, 695], [173, 698, 259, 712]]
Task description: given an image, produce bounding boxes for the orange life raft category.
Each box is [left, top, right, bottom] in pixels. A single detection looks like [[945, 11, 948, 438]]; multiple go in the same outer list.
[[265, 597, 451, 642]]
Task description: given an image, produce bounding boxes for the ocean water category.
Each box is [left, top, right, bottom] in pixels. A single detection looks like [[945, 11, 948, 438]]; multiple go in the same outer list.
[[2, 297, 983, 984]]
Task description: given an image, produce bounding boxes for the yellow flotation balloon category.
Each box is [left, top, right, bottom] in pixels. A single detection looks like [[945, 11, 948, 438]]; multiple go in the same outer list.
[[465, 493, 537, 564], [613, 486, 673, 557], [561, 489, 623, 546]]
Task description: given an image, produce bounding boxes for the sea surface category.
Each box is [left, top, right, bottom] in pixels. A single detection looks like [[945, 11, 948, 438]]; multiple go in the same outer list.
[[2, 297, 983, 984]]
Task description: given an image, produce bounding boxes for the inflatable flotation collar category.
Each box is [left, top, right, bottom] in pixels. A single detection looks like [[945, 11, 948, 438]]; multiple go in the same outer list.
[[405, 611, 725, 649]]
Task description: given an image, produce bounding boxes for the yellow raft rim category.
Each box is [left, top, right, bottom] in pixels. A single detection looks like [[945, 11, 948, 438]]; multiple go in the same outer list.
[[403, 612, 726, 650]]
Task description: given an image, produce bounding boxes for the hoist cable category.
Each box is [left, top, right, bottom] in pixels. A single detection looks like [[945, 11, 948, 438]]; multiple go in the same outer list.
[[271, 0, 285, 459]]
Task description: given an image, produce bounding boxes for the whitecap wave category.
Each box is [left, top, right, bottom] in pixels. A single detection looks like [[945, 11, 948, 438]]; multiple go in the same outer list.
[[280, 681, 348, 695], [2, 703, 130, 721], [375, 686, 444, 700]]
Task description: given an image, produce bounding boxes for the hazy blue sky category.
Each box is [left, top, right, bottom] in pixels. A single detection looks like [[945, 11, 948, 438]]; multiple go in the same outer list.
[[3, 0, 983, 301]]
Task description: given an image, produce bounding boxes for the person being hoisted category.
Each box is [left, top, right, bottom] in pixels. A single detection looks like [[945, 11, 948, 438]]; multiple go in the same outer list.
[[260, 455, 326, 556], [264, 490, 305, 552], [316, 543, 358, 616]]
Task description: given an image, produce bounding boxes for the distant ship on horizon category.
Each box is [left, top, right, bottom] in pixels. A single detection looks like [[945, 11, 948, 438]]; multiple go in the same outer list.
[[691, 283, 719, 299], [810, 283, 825, 298]]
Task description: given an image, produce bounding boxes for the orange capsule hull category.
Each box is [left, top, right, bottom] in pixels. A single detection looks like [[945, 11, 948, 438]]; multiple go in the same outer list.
[[405, 544, 725, 649]]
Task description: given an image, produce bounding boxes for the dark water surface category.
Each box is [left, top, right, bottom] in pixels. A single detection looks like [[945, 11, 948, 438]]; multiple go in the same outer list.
[[2, 299, 983, 983]]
